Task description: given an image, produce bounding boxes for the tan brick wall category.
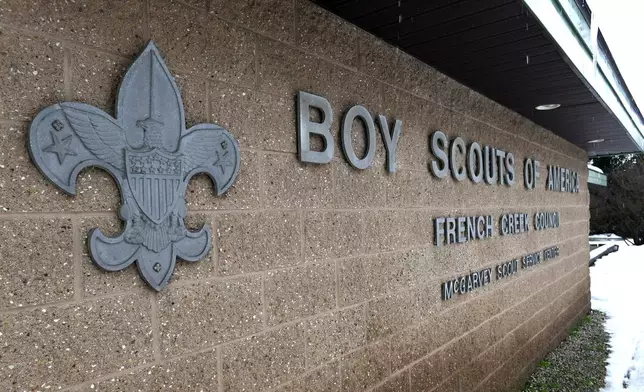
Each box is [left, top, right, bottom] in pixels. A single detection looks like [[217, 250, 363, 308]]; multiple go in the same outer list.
[[0, 0, 590, 391]]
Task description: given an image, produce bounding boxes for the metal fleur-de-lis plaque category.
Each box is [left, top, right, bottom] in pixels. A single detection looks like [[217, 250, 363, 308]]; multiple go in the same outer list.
[[28, 41, 240, 290]]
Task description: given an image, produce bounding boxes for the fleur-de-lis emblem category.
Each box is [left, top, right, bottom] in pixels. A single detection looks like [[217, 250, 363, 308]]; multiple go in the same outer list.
[[28, 42, 240, 290]]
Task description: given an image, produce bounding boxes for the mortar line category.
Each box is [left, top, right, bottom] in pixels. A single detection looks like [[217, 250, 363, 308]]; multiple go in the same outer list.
[[304, 316, 309, 369], [0, 22, 130, 60], [143, 0, 151, 42], [211, 214, 219, 276], [253, 33, 260, 90], [187, 4, 587, 162], [0, 204, 590, 218], [140, 231, 586, 291], [63, 45, 72, 100], [257, 150, 266, 209], [0, 119, 29, 126], [205, 78, 212, 121], [261, 273, 268, 329], [365, 262, 589, 392], [0, 0, 585, 165], [150, 291, 162, 363], [510, 304, 589, 387], [62, 252, 587, 392], [0, 232, 587, 315], [0, 287, 148, 315], [449, 279, 591, 392], [63, 41, 131, 61], [59, 361, 154, 391], [299, 208, 305, 269], [334, 258, 340, 309], [291, 0, 297, 45], [469, 287, 590, 392], [72, 216, 83, 301], [275, 256, 589, 392], [217, 346, 223, 392]]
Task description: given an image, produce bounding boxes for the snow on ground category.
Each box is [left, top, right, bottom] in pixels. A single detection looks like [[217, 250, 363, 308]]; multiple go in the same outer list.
[[591, 241, 644, 390]]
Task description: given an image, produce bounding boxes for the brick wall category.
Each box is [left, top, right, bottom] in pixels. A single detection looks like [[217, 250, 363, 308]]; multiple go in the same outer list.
[[0, 0, 590, 391]]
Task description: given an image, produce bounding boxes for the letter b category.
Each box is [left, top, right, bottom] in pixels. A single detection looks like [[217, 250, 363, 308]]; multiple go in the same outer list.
[[297, 91, 334, 164]]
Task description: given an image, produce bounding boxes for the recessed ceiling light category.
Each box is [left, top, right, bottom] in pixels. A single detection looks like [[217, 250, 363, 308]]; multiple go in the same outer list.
[[535, 103, 561, 111], [586, 138, 605, 144]]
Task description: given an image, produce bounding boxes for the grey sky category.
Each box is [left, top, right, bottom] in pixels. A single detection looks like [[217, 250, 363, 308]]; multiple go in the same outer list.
[[586, 0, 644, 112]]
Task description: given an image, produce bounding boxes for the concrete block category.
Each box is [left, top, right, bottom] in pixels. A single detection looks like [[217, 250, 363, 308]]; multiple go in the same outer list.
[[0, 0, 145, 56], [0, 28, 64, 121], [217, 210, 301, 275], [150, 0, 256, 87], [0, 123, 121, 213], [0, 295, 153, 390], [275, 361, 341, 392], [307, 305, 366, 367], [262, 153, 333, 208], [340, 340, 390, 391], [157, 276, 263, 356], [295, 0, 358, 68], [210, 0, 296, 43], [69, 47, 128, 114], [265, 261, 335, 326], [222, 322, 306, 391], [0, 217, 73, 309], [366, 290, 418, 342], [185, 150, 261, 210], [77, 349, 218, 391], [210, 81, 296, 152], [374, 371, 410, 392], [304, 210, 363, 261]]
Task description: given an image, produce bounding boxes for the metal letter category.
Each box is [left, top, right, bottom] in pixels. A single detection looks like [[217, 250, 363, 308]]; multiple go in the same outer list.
[[341, 105, 376, 170], [472, 271, 480, 288], [467, 216, 477, 241], [446, 218, 457, 244], [28, 42, 240, 290], [524, 158, 534, 189], [500, 214, 508, 236], [430, 131, 449, 178], [534, 160, 541, 185], [377, 115, 402, 173], [505, 152, 515, 185], [450, 137, 467, 181], [457, 216, 466, 243], [485, 215, 494, 238], [477, 216, 486, 239], [484, 146, 498, 185], [442, 280, 454, 300], [468, 142, 483, 183], [297, 91, 334, 164], [495, 149, 506, 185], [435, 217, 445, 246]]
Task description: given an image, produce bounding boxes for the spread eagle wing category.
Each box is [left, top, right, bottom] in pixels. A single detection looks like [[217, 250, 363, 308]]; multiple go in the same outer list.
[[61, 103, 127, 172], [179, 125, 240, 195], [180, 126, 229, 173]]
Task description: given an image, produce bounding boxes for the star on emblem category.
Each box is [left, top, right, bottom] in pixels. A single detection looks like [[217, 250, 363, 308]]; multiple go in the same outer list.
[[213, 150, 234, 174], [43, 131, 77, 164]]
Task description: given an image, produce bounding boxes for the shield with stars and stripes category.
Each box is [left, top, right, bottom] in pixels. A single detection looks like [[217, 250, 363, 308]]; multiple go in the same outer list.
[[125, 149, 183, 224]]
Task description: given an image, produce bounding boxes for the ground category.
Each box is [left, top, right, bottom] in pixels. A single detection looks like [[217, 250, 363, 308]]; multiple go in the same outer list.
[[521, 310, 609, 392], [522, 240, 644, 391], [591, 241, 644, 390]]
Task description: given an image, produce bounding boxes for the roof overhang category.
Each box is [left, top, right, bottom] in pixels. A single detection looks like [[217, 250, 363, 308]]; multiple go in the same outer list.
[[525, 0, 644, 154], [314, 0, 644, 157]]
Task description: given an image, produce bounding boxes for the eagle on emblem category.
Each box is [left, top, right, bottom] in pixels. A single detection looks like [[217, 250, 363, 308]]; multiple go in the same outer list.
[[28, 42, 240, 290]]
